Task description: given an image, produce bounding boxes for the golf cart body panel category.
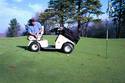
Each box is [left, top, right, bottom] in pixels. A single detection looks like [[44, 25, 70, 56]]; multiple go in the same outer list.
[[55, 35, 75, 49], [28, 40, 48, 48], [38, 40, 48, 48]]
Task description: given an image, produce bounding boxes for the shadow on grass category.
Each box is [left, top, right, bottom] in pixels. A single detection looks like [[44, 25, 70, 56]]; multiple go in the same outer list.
[[17, 46, 28, 50], [16, 46, 63, 53]]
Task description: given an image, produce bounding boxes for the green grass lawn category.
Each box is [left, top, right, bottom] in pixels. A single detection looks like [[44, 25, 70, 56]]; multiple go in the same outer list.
[[0, 36, 125, 83]]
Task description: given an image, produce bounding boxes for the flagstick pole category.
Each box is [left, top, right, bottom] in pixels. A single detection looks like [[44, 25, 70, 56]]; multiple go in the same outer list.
[[106, 23, 109, 59], [105, 0, 110, 59]]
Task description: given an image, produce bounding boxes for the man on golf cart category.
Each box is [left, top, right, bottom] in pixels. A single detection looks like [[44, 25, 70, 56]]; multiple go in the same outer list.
[[27, 19, 80, 53], [26, 18, 44, 41]]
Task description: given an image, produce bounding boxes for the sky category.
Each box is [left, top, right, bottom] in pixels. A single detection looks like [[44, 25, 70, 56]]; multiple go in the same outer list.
[[0, 0, 108, 33]]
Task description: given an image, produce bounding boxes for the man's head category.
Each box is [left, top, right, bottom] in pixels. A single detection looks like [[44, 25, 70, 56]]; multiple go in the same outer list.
[[28, 18, 36, 26]]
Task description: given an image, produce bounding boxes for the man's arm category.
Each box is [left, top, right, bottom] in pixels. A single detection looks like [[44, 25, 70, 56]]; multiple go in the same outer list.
[[26, 25, 37, 38], [38, 26, 44, 34], [37, 22, 44, 35]]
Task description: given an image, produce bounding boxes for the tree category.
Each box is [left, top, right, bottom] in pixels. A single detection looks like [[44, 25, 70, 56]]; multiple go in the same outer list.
[[75, 0, 103, 36], [48, 0, 71, 27], [6, 18, 21, 37], [121, 0, 125, 37], [108, 0, 125, 38], [48, 0, 102, 27], [39, 9, 58, 34]]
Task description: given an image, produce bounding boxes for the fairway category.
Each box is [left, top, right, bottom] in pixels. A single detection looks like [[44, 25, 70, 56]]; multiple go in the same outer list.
[[0, 36, 125, 83]]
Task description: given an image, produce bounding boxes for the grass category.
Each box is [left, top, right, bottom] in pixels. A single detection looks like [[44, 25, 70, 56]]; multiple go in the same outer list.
[[0, 36, 125, 83]]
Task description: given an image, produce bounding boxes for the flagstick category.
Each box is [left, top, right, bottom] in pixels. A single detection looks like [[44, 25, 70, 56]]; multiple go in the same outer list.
[[106, 26, 109, 59], [105, 0, 111, 59]]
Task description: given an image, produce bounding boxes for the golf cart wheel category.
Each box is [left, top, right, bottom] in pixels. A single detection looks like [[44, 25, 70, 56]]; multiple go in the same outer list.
[[29, 41, 40, 52], [62, 43, 74, 54]]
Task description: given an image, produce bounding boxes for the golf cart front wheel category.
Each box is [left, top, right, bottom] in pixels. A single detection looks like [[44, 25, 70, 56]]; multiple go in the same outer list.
[[28, 41, 40, 52], [62, 43, 74, 54]]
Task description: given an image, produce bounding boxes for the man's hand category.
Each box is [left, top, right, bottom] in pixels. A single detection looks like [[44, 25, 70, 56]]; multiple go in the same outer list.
[[29, 32, 37, 39], [34, 35, 38, 39]]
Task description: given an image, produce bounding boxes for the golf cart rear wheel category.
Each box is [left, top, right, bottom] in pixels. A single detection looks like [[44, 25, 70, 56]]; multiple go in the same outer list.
[[62, 43, 74, 54], [29, 42, 40, 52]]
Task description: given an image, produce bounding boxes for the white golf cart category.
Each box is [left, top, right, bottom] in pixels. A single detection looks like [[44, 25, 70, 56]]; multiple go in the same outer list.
[[28, 28, 80, 54]]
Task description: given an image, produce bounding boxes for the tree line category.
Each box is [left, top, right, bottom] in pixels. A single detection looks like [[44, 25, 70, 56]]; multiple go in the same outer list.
[[6, 0, 125, 38]]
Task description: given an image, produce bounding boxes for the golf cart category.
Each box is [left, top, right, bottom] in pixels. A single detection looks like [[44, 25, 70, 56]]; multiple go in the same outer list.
[[28, 28, 80, 54]]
